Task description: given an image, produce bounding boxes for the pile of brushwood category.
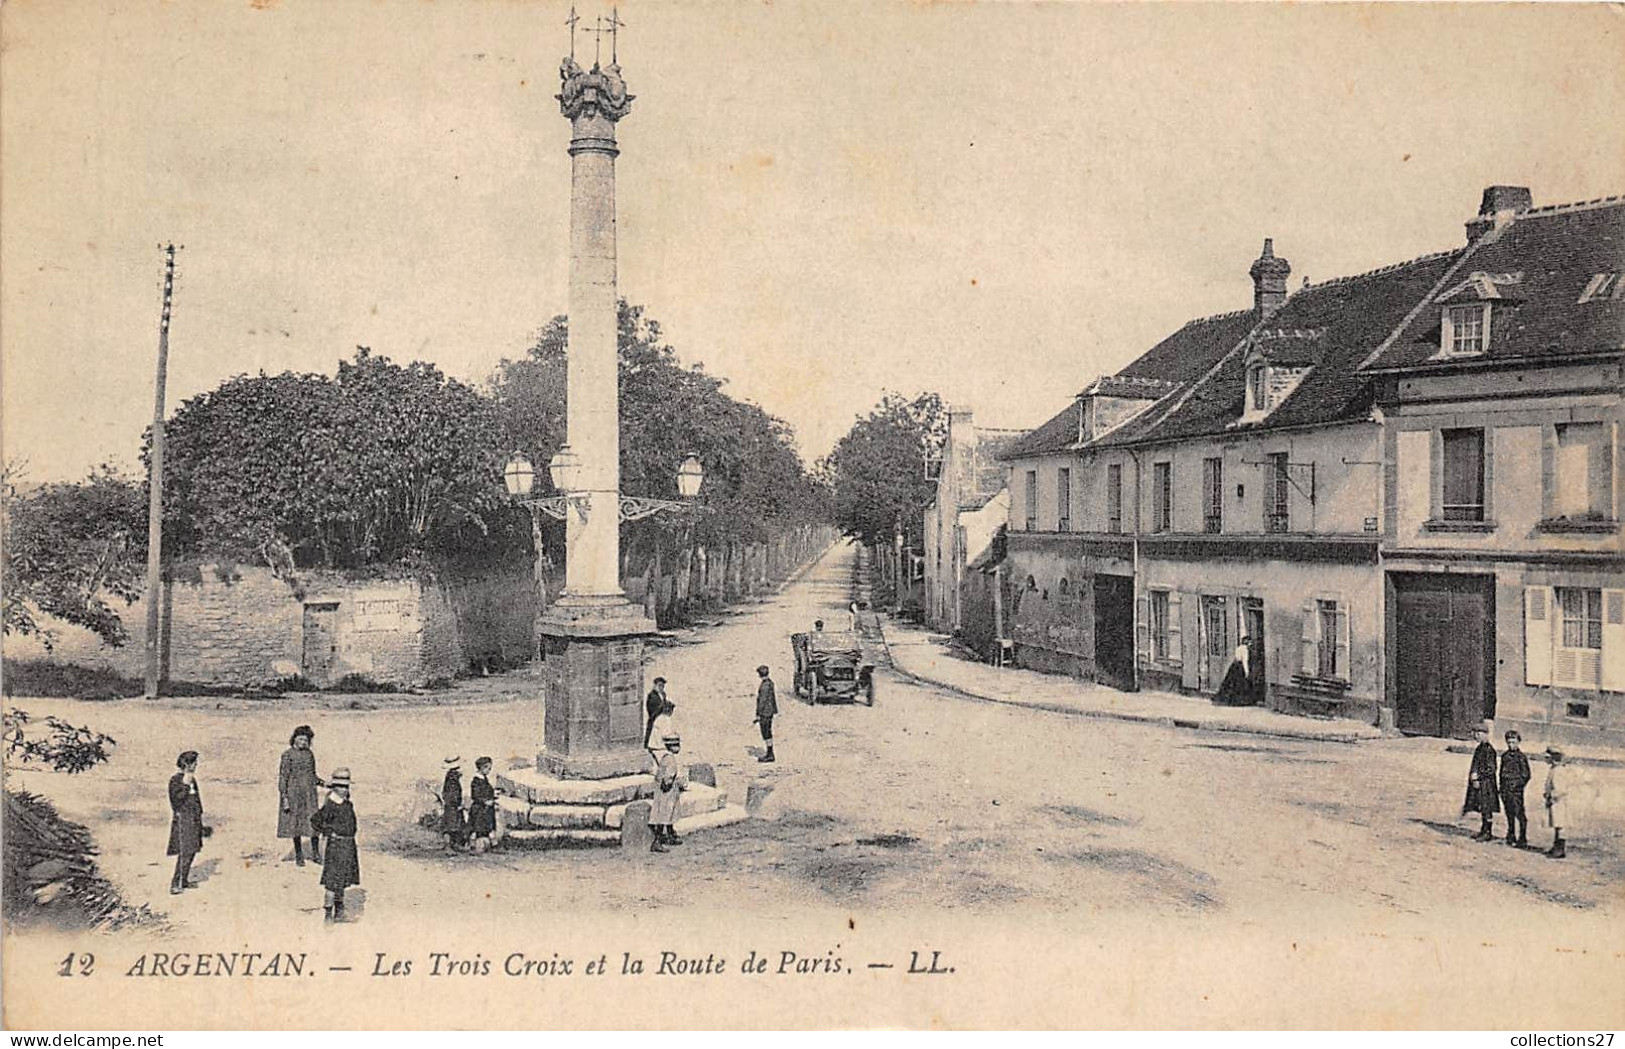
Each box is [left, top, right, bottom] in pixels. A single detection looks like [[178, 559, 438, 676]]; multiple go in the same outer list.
[[3, 709, 159, 929]]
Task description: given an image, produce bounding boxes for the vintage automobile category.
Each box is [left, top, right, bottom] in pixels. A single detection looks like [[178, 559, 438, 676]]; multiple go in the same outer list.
[[790, 629, 876, 705]]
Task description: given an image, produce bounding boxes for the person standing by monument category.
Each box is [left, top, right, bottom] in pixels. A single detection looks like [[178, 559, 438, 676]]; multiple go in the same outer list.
[[754, 664, 778, 763], [278, 725, 323, 867], [644, 677, 668, 747], [468, 757, 498, 854]]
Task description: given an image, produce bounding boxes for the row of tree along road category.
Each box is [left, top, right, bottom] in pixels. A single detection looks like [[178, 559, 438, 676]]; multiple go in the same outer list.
[[2, 298, 949, 689]]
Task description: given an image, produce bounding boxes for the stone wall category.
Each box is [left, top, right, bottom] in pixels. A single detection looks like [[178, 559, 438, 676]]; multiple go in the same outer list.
[[5, 561, 539, 690]]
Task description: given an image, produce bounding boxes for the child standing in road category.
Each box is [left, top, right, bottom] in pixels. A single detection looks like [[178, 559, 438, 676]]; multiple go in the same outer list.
[[1543, 747, 1570, 859], [1462, 721, 1499, 841], [468, 757, 497, 854], [754, 664, 777, 764], [440, 756, 467, 853], [309, 768, 360, 922], [649, 733, 687, 853], [1499, 730, 1532, 848]]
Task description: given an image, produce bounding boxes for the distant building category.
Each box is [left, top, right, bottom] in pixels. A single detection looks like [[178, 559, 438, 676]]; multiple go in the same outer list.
[[921, 408, 1025, 640], [997, 186, 1623, 742]]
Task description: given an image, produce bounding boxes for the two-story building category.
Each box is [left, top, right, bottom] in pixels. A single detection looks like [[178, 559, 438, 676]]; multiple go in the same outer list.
[[1363, 189, 1624, 746], [995, 185, 1621, 739]]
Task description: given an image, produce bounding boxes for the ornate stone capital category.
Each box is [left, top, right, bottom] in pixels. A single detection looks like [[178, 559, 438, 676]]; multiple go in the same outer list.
[[558, 57, 633, 121]]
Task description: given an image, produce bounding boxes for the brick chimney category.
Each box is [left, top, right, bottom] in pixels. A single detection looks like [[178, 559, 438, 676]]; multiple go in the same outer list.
[[1249, 238, 1291, 318], [1465, 185, 1532, 242]]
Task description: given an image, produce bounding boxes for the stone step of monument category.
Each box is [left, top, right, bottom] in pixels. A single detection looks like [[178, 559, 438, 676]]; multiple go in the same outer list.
[[502, 827, 622, 850], [672, 803, 749, 836], [605, 783, 727, 830], [496, 767, 654, 806]]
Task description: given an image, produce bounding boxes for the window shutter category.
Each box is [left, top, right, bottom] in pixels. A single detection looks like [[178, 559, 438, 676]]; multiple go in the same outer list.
[[1167, 592, 1183, 667], [1136, 596, 1150, 664], [1336, 607, 1351, 682], [1602, 590, 1625, 693], [1525, 587, 1553, 686], [1180, 594, 1202, 689], [1300, 601, 1317, 676]]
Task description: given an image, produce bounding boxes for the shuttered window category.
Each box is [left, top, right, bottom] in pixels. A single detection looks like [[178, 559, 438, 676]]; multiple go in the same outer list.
[[1203, 457, 1223, 533], [1267, 453, 1291, 532], [1107, 464, 1123, 534], [1441, 428, 1486, 521], [1057, 467, 1071, 531], [1152, 462, 1172, 533], [1555, 587, 1603, 689], [1150, 590, 1170, 662]]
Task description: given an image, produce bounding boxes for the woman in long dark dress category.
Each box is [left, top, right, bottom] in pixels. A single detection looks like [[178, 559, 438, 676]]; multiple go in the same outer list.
[[309, 767, 359, 922], [468, 756, 497, 853], [277, 725, 322, 866], [1213, 638, 1256, 707], [440, 757, 467, 852], [167, 751, 204, 895]]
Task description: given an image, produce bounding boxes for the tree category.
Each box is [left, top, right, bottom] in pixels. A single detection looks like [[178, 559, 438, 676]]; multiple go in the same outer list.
[[490, 300, 830, 549], [1, 463, 146, 649], [159, 348, 518, 570], [823, 392, 947, 548]]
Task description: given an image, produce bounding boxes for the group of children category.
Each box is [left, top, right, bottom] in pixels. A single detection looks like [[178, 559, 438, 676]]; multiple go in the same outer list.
[[1463, 722, 1571, 858], [274, 725, 362, 922], [439, 756, 499, 854]]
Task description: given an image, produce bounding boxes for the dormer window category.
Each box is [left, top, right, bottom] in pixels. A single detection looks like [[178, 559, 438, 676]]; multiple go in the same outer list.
[[1248, 364, 1268, 413], [1443, 303, 1489, 356]]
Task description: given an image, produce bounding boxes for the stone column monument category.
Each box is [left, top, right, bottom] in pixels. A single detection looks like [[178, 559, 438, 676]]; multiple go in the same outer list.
[[536, 54, 656, 779], [493, 33, 745, 848]]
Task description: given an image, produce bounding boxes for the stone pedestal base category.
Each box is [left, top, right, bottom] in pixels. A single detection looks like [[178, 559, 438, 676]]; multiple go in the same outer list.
[[536, 599, 658, 779], [493, 767, 745, 849]]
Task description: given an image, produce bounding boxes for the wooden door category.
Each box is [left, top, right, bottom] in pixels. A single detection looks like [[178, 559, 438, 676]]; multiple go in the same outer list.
[[1241, 599, 1265, 703], [1396, 590, 1451, 736], [1200, 596, 1228, 692], [1396, 580, 1492, 738], [301, 602, 340, 687]]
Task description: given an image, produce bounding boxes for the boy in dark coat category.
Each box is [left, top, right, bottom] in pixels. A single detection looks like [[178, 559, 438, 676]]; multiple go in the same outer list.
[[167, 751, 205, 895], [440, 756, 467, 852], [309, 768, 360, 922], [644, 678, 668, 747], [1462, 721, 1500, 841], [468, 757, 498, 854], [1499, 729, 1532, 848], [754, 665, 778, 763]]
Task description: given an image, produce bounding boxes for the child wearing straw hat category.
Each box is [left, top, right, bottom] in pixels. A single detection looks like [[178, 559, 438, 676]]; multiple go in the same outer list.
[[649, 732, 688, 853], [309, 768, 360, 922], [1542, 746, 1570, 859]]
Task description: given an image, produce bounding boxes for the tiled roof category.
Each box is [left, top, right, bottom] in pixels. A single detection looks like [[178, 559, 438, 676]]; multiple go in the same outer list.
[[1364, 197, 1625, 370], [1102, 248, 1467, 445], [1000, 308, 1256, 461], [998, 399, 1083, 460], [1116, 309, 1259, 383], [1078, 374, 1181, 398]]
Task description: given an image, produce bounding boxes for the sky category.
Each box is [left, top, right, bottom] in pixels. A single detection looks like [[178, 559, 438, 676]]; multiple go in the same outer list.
[[3, 1, 1622, 483]]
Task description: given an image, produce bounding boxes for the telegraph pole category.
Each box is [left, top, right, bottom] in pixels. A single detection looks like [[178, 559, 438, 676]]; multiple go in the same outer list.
[[144, 244, 178, 699]]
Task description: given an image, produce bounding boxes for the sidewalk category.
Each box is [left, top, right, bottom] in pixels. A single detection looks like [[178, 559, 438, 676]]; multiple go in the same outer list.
[[881, 620, 1383, 745]]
